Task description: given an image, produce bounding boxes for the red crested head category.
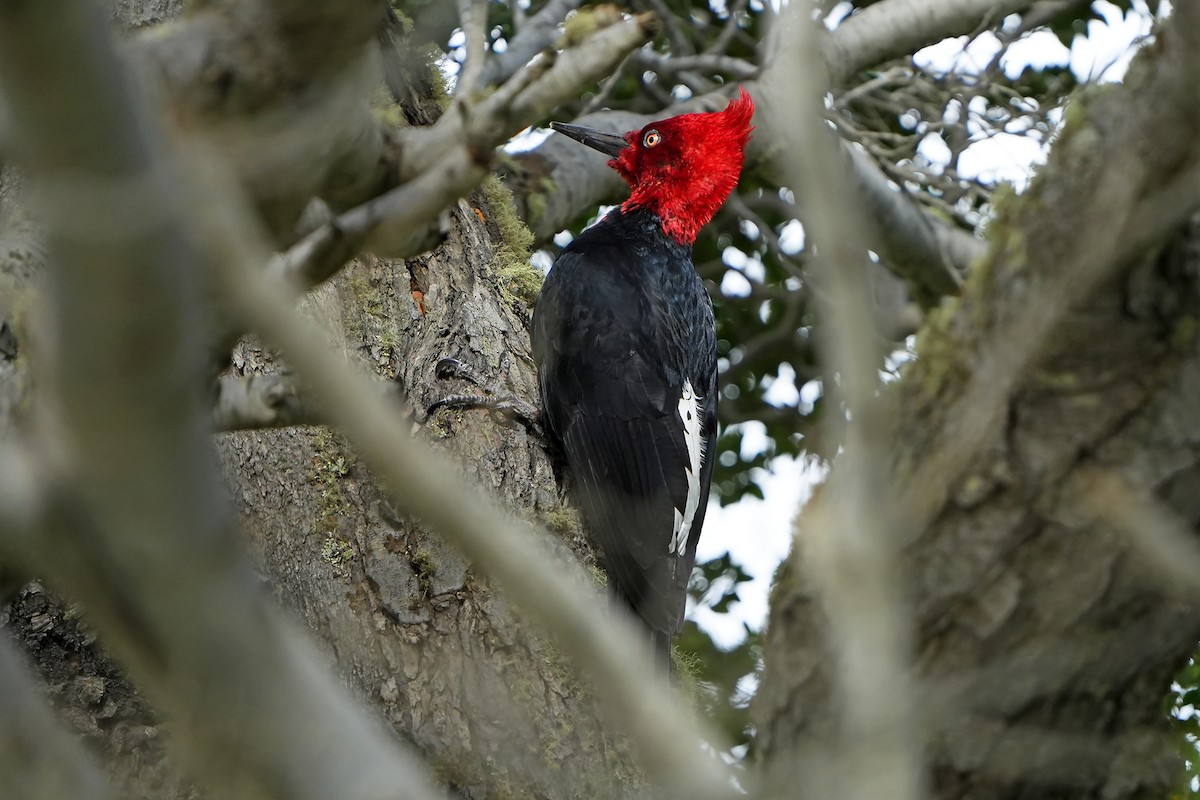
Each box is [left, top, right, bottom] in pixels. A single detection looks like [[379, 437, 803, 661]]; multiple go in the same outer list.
[[610, 88, 754, 242], [551, 88, 755, 244]]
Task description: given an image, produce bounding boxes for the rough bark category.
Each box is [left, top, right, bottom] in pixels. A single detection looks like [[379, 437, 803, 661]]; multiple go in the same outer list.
[[215, 195, 650, 799], [757, 224, 1200, 798], [3, 586, 198, 799], [0, 3, 649, 798], [0, 173, 647, 800], [753, 9, 1200, 793], [108, 0, 182, 29]]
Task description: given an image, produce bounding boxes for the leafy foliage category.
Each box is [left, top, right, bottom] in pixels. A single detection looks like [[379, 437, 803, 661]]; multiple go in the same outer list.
[[678, 551, 760, 757], [1171, 656, 1200, 797]]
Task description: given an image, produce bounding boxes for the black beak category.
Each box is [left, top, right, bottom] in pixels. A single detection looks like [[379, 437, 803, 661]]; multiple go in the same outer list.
[[549, 122, 629, 158]]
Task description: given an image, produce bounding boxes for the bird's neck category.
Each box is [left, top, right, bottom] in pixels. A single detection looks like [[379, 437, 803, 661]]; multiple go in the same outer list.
[[622, 182, 732, 245]]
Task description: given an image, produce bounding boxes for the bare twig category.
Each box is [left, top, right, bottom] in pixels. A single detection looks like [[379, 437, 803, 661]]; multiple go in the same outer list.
[[703, 0, 752, 56], [637, 0, 694, 56], [481, 0, 583, 87], [277, 13, 656, 286], [843, 143, 972, 305], [635, 51, 759, 81], [455, 0, 489, 96]]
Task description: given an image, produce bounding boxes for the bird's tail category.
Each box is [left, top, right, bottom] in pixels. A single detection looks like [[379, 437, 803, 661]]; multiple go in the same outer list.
[[607, 583, 676, 679], [651, 630, 673, 681]]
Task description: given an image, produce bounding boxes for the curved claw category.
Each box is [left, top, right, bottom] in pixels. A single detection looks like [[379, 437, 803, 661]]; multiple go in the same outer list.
[[426, 392, 483, 415], [435, 357, 468, 381], [427, 355, 543, 435]]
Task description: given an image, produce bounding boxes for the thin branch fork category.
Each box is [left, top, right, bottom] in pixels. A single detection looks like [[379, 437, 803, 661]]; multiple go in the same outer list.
[[275, 12, 657, 288], [481, 0, 584, 87]]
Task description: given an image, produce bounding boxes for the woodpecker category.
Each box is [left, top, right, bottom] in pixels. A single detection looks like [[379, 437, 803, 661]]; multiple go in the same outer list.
[[534, 89, 754, 670]]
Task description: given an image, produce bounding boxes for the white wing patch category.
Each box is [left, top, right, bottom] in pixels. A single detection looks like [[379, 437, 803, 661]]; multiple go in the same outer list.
[[670, 380, 704, 555]]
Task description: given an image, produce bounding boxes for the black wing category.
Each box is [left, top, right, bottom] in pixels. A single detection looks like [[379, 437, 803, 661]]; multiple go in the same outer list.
[[532, 229, 717, 636]]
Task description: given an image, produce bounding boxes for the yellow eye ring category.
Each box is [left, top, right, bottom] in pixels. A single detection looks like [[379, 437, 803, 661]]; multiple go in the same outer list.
[[643, 130, 662, 148]]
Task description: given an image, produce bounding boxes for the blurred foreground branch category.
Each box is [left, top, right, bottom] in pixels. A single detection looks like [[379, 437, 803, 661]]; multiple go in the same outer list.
[[0, 2, 730, 798], [759, 4, 920, 798], [757, 4, 1200, 798]]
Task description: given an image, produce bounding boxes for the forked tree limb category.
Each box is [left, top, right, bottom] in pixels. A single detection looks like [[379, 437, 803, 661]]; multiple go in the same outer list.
[[0, 1, 732, 797], [0, 1, 448, 798], [756, 4, 1200, 798]]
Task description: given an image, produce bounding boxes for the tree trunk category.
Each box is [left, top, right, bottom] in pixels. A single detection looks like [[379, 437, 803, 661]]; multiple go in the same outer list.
[[0, 4, 650, 799], [6, 1, 1200, 799], [216, 196, 646, 798], [754, 162, 1200, 800], [2, 156, 654, 800]]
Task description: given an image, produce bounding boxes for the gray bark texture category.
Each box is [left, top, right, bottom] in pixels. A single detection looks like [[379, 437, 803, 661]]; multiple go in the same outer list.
[[4, 0, 1200, 799], [753, 10, 1200, 792], [756, 225, 1200, 798], [0, 3, 646, 799], [215, 197, 643, 799]]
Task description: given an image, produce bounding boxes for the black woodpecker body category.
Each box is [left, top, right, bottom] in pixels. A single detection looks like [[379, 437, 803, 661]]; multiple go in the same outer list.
[[533, 90, 755, 668]]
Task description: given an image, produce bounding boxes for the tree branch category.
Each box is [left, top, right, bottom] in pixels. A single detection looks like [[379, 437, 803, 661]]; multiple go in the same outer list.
[[277, 12, 657, 285], [479, 0, 582, 87], [756, 5, 1200, 797], [0, 2, 444, 798], [634, 51, 759, 81], [211, 373, 407, 431], [127, 2, 392, 242], [455, 0, 489, 96], [824, 0, 1038, 85], [213, 374, 319, 431], [760, 5, 921, 798], [845, 143, 972, 305]]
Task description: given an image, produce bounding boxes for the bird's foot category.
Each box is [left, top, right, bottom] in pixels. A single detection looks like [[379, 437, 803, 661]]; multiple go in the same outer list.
[[427, 358, 541, 432]]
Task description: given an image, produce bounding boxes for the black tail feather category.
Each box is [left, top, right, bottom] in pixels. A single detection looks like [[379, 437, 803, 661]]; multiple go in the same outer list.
[[651, 629, 673, 682], [609, 589, 675, 680]]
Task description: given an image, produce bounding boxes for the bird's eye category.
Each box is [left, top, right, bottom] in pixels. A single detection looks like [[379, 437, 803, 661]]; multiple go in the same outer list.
[[643, 130, 662, 148]]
